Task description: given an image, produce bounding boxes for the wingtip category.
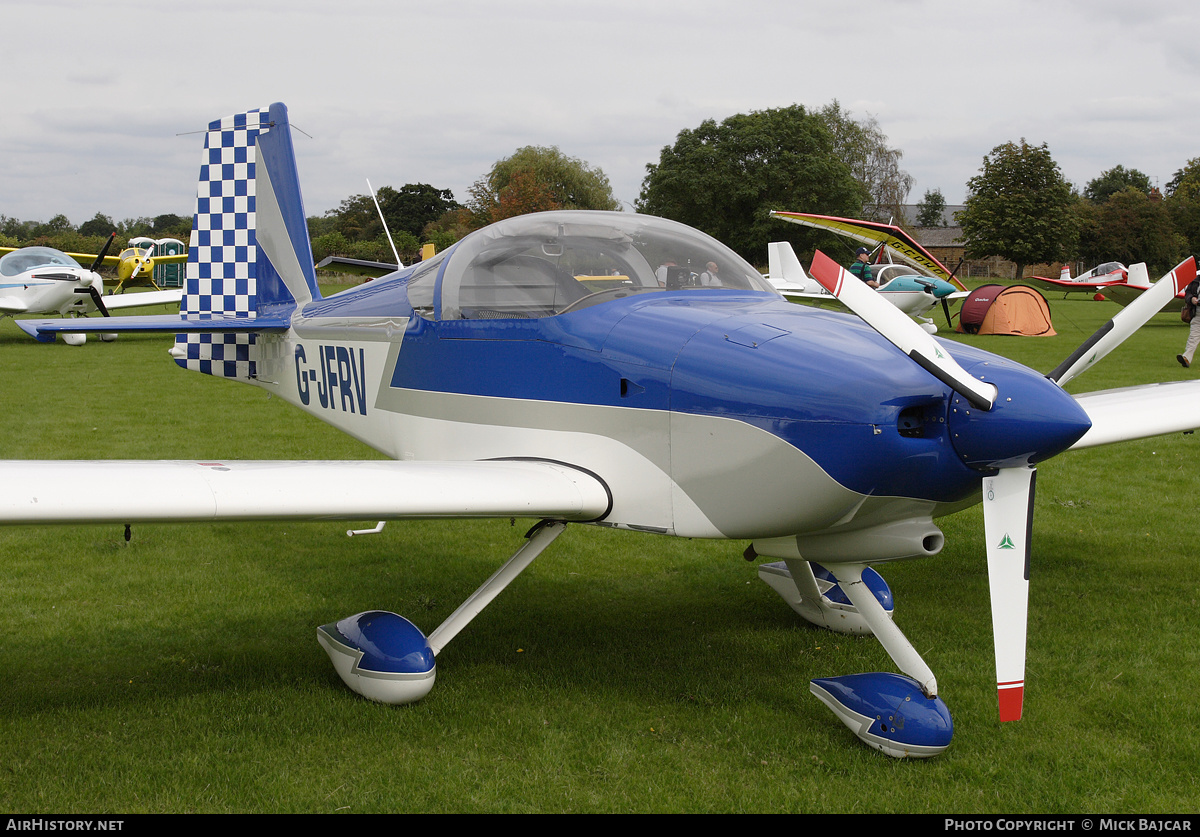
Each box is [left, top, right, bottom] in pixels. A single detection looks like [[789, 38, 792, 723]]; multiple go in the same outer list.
[[808, 250, 842, 295]]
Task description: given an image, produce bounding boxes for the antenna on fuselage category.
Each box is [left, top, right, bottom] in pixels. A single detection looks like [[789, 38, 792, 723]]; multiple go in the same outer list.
[[366, 178, 403, 269]]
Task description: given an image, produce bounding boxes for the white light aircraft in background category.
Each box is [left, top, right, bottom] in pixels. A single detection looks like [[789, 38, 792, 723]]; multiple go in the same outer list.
[[768, 211, 969, 333], [6, 103, 1200, 759], [766, 240, 965, 333], [0, 237, 184, 344]]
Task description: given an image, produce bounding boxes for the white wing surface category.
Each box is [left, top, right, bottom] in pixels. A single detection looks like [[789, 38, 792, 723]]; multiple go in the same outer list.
[[0, 460, 610, 524], [101, 289, 184, 311], [1070, 382, 1200, 450]]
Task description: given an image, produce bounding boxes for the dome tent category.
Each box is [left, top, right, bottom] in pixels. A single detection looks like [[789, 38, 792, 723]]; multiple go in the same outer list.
[[956, 284, 1056, 336]]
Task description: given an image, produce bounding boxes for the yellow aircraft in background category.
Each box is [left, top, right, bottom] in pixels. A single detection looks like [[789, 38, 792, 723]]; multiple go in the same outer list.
[[106, 236, 188, 292], [3, 233, 189, 293]]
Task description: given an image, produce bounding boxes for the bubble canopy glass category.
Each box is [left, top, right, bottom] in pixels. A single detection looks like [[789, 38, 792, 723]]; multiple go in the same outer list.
[[418, 211, 777, 321]]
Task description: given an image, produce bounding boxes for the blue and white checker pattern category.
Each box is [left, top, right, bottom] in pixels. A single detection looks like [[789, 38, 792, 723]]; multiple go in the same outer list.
[[176, 107, 270, 381]]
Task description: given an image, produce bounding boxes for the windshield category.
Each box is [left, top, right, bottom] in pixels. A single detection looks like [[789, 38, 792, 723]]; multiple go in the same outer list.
[[434, 211, 775, 320], [0, 247, 82, 277]]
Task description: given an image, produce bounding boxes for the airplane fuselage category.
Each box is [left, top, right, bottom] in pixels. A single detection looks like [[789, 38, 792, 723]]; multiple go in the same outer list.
[[252, 280, 1087, 550], [0, 275, 93, 315]]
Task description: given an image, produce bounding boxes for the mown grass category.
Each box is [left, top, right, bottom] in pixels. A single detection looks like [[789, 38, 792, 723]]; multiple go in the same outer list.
[[0, 286, 1197, 813]]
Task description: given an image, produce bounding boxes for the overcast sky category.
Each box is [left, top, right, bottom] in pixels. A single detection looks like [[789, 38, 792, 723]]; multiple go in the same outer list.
[[3, 0, 1197, 228]]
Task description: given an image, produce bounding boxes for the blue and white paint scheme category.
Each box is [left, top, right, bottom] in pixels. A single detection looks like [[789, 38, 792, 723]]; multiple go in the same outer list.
[[7, 103, 1200, 759]]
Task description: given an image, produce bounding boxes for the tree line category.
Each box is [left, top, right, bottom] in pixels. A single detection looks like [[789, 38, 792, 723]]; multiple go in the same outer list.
[[6, 102, 1196, 279], [0, 213, 192, 261], [951, 141, 1200, 279]]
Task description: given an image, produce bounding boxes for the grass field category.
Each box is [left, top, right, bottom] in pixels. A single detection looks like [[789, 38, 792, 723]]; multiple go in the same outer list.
[[0, 286, 1197, 813]]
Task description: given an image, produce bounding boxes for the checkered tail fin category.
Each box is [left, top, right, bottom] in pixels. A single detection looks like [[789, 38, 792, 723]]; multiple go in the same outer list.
[[177, 102, 321, 381]]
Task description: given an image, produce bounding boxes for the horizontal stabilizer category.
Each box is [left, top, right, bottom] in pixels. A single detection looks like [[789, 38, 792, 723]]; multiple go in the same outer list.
[[16, 313, 292, 343]]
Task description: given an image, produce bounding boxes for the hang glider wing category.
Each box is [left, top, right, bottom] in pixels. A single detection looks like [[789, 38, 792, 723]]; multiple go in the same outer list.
[[0, 459, 611, 526], [771, 211, 967, 291]]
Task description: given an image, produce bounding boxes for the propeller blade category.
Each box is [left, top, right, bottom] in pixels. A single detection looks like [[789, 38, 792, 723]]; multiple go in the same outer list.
[[75, 286, 111, 317], [982, 465, 1036, 722], [87, 232, 117, 273], [129, 242, 155, 280], [809, 250, 998, 410], [941, 298, 953, 330], [1049, 256, 1197, 387]]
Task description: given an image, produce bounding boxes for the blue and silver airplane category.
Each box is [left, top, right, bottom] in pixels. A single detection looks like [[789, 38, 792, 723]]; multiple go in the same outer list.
[[5, 103, 1200, 759]]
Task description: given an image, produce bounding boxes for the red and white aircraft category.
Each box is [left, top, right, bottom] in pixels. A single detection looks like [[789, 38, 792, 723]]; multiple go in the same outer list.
[[1030, 261, 1136, 296]]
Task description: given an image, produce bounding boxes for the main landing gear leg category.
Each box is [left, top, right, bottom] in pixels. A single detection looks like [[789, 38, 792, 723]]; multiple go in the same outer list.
[[758, 553, 953, 758], [317, 519, 567, 705], [809, 562, 953, 758]]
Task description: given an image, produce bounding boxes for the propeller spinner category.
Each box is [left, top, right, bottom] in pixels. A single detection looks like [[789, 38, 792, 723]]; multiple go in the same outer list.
[[807, 249, 1101, 723]]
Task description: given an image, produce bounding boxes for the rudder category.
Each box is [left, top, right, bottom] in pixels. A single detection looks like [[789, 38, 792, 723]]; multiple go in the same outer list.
[[178, 102, 320, 381]]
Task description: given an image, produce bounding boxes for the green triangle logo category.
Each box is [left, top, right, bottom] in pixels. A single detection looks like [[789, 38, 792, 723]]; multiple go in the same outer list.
[[997, 534, 1016, 549]]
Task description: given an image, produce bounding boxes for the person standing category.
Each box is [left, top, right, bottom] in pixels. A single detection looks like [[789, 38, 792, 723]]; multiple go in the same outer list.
[[849, 247, 879, 289], [1178, 276, 1200, 368]]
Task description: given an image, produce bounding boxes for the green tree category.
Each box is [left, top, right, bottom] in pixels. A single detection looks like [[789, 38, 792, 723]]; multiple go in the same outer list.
[[1077, 187, 1183, 273], [378, 184, 459, 237], [636, 104, 863, 261], [1084, 165, 1154, 204], [79, 213, 116, 238], [465, 146, 619, 229], [816, 101, 913, 220], [1166, 157, 1200, 201], [322, 183, 460, 246], [959, 139, 1076, 280], [34, 214, 75, 238], [916, 189, 947, 227], [152, 213, 191, 239]]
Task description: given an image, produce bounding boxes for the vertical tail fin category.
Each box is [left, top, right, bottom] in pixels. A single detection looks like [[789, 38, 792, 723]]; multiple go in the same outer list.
[[178, 102, 321, 380], [1125, 263, 1150, 288], [767, 241, 821, 294]]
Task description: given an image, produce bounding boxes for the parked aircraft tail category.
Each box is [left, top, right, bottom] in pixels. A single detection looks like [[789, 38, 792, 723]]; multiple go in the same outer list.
[[1125, 263, 1151, 289], [766, 242, 822, 294], [18, 103, 320, 380], [176, 102, 320, 381], [1059, 265, 1071, 282]]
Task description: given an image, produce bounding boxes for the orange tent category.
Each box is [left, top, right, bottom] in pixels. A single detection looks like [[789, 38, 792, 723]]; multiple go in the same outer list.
[[956, 284, 1056, 336]]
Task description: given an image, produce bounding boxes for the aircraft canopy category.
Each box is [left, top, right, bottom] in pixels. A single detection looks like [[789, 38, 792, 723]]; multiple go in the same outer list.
[[0, 247, 81, 276], [417, 211, 777, 321]]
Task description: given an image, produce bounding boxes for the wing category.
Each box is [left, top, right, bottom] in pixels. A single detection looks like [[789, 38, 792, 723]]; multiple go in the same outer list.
[[315, 256, 399, 279], [0, 459, 610, 525], [770, 211, 967, 291], [100, 289, 184, 311], [63, 251, 122, 267], [1101, 283, 1186, 312], [1030, 275, 1126, 293], [1070, 382, 1200, 449]]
